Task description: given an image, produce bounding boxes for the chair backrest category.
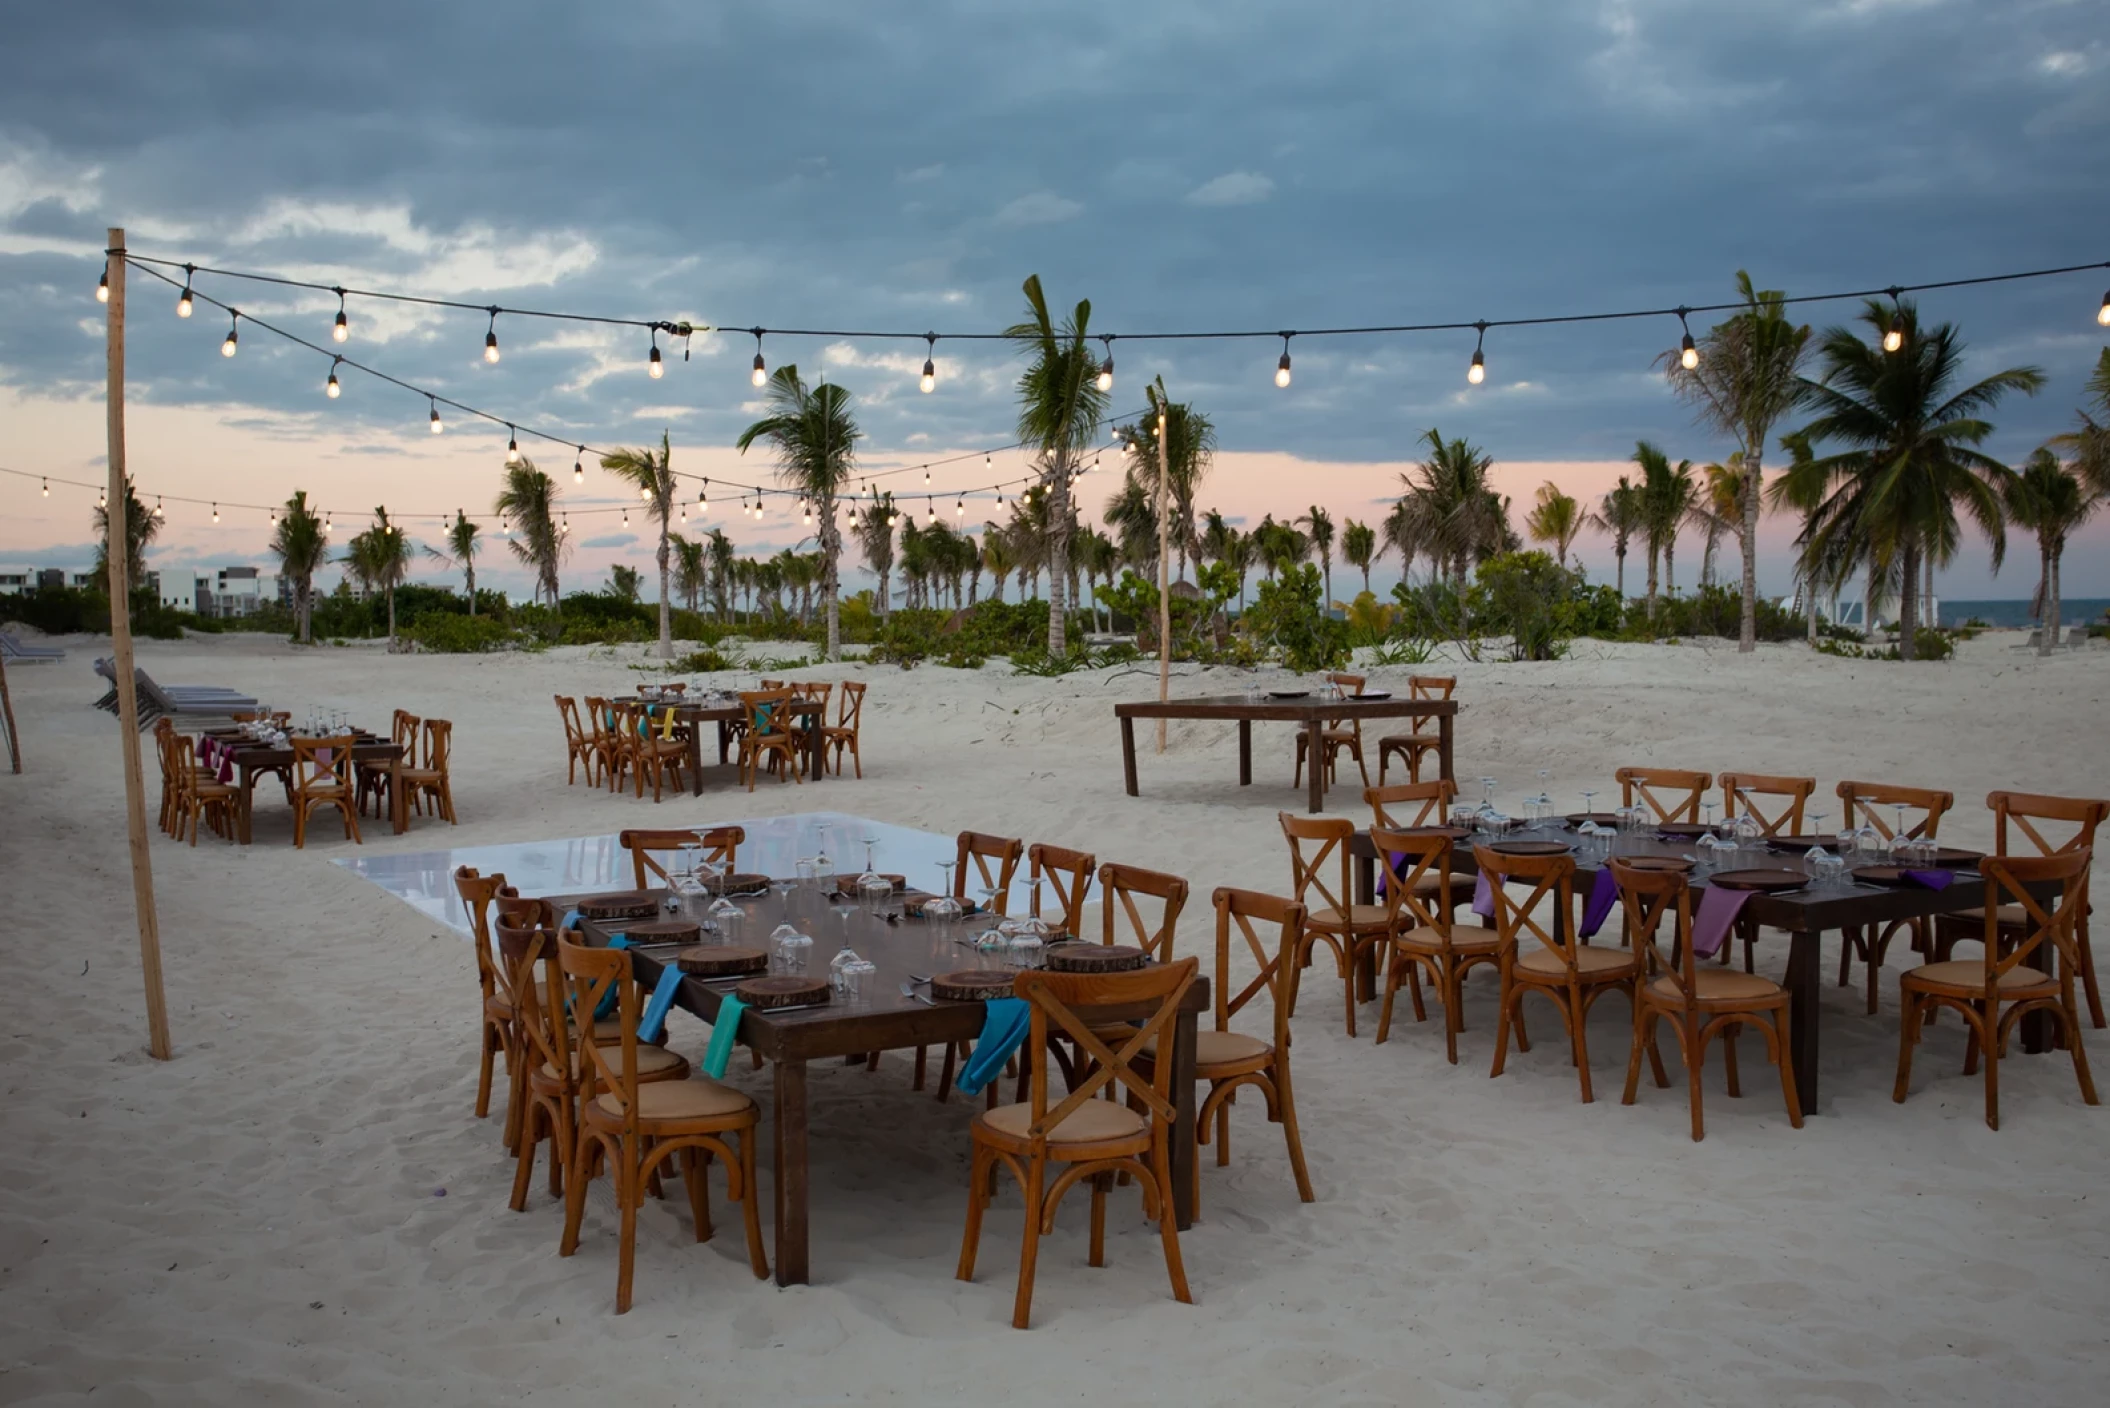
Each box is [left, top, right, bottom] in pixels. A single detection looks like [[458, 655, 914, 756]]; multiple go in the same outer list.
[[1364, 778, 1457, 829], [1369, 825, 1455, 939], [1213, 888, 1304, 1049], [1407, 675, 1456, 700], [420, 718, 452, 774], [1028, 842, 1096, 933], [1975, 850, 2093, 991], [619, 826, 745, 888], [133, 670, 174, 716], [1616, 766, 1713, 824], [1012, 957, 1201, 1143], [739, 689, 794, 738], [555, 695, 586, 751], [558, 934, 646, 1127], [1986, 791, 2108, 860], [171, 731, 204, 791], [660, 682, 687, 696], [1836, 780, 1953, 840], [955, 831, 1024, 914], [1279, 812, 1356, 918], [391, 708, 421, 753], [1608, 858, 1695, 998], [583, 696, 612, 744], [836, 680, 867, 731], [1323, 673, 1367, 733], [793, 681, 832, 709], [1718, 772, 1815, 836], [292, 735, 357, 792], [496, 904, 569, 1086], [1097, 863, 1188, 961], [760, 679, 786, 690], [452, 864, 511, 999], [1474, 844, 1583, 972]]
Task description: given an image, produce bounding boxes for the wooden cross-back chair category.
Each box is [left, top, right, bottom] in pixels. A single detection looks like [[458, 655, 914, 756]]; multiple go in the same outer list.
[[918, 831, 1030, 1100], [1834, 780, 1955, 1013], [453, 865, 518, 1141], [1934, 791, 2108, 1029], [403, 717, 457, 823], [1615, 766, 1712, 824], [1480, 845, 1650, 1103], [358, 708, 419, 819], [954, 958, 1199, 1330], [1279, 812, 1390, 1037], [1371, 826, 1500, 1063], [1028, 842, 1096, 936], [1292, 671, 1370, 794], [1098, 863, 1188, 961], [1376, 675, 1455, 785], [555, 695, 594, 786], [1611, 859, 1801, 1141], [736, 689, 801, 792], [556, 935, 768, 1312], [1894, 849, 2098, 1130], [291, 735, 360, 848], [169, 731, 239, 846], [615, 701, 689, 803], [824, 680, 867, 778], [582, 697, 622, 791], [1717, 772, 1815, 837], [619, 826, 745, 890], [153, 719, 179, 836], [1365, 779, 1476, 922]]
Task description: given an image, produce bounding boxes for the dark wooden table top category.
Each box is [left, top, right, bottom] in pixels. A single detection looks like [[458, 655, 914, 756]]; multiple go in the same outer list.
[[1116, 693, 1458, 724], [614, 695, 823, 720]]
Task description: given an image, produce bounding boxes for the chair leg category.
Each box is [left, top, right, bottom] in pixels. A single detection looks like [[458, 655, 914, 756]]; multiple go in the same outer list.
[[1683, 1013, 1706, 1141], [558, 1130, 593, 1256], [1982, 1003, 2001, 1132], [509, 1101, 541, 1212], [1011, 1158, 1045, 1329], [1490, 977, 1515, 1078], [1569, 989, 1595, 1104], [1088, 1173, 1108, 1268], [1622, 1007, 1649, 1106], [475, 1023, 498, 1119], [2077, 925, 2106, 1029], [1275, 1064, 1315, 1202], [1722, 1024, 1742, 1098], [682, 1145, 712, 1242], [1775, 1009, 1805, 1128], [615, 1145, 640, 1313], [1891, 990, 1922, 1103]]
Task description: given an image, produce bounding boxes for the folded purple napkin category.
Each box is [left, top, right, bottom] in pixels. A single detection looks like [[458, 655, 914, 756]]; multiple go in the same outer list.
[[1580, 868, 1619, 939], [1692, 887, 1752, 959], [1904, 869, 1954, 891], [1472, 872, 1495, 918]]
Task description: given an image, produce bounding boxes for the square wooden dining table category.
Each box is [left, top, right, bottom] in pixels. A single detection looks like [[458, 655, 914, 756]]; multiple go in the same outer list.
[[615, 696, 828, 795], [200, 729, 408, 843], [556, 887, 1208, 1287]]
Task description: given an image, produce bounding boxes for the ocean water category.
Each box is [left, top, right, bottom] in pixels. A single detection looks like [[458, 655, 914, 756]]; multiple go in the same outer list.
[[1942, 598, 2110, 629]]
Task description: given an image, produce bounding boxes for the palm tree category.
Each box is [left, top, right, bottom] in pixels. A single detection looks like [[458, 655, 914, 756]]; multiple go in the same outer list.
[[599, 432, 678, 658], [1341, 518, 1377, 595], [705, 528, 736, 622], [425, 512, 481, 615], [270, 490, 328, 644], [736, 366, 860, 660], [1780, 298, 2042, 658], [672, 534, 707, 613], [1379, 498, 1419, 585], [1250, 515, 1309, 579], [1693, 461, 1740, 588], [608, 563, 642, 602], [1119, 387, 1217, 579], [1523, 483, 1582, 570], [1103, 475, 1158, 570], [980, 523, 1016, 603], [495, 460, 566, 606], [1587, 477, 1645, 598], [854, 494, 897, 619], [1297, 504, 1336, 606], [2004, 448, 2100, 657], [92, 478, 160, 595], [1395, 428, 1508, 584], [2048, 348, 2110, 495], [1006, 275, 1109, 654], [1663, 271, 1813, 652], [344, 506, 414, 648], [1076, 526, 1119, 631], [1633, 443, 1698, 615]]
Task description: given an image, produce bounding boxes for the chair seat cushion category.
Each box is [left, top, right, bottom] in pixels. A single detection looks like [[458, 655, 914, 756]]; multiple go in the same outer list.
[[1377, 734, 1439, 750], [1906, 961, 2052, 994], [1648, 970, 1783, 1005], [1309, 904, 1389, 932], [1517, 944, 1639, 979], [1139, 1029, 1272, 1070], [546, 1043, 686, 1082], [1410, 874, 1477, 901], [1947, 904, 2026, 927], [595, 1076, 753, 1123], [401, 768, 444, 784], [979, 1099, 1147, 1146], [1395, 923, 1501, 955]]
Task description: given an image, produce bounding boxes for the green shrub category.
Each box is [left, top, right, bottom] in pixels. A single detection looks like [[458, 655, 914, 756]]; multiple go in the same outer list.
[[405, 612, 526, 653], [1620, 585, 1801, 643], [1466, 552, 1579, 662], [671, 647, 736, 673], [1244, 564, 1351, 673]]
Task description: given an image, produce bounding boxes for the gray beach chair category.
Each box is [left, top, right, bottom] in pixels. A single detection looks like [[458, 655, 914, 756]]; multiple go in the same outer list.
[[0, 630, 64, 663]]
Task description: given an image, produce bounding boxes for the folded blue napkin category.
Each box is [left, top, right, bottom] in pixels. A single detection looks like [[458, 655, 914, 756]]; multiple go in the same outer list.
[[701, 993, 748, 1079], [958, 997, 1032, 1098], [637, 964, 684, 1045], [593, 934, 631, 1020], [1579, 867, 1619, 939], [559, 909, 581, 933]]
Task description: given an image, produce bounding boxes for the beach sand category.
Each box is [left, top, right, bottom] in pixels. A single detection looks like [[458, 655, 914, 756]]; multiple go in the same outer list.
[[2, 629, 2107, 1405]]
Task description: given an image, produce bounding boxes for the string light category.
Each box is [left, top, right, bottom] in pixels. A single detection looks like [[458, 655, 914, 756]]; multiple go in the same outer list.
[[1467, 321, 1487, 385], [1882, 288, 1905, 354], [326, 357, 342, 398], [2100, 289, 2110, 328], [1275, 332, 1293, 388], [750, 329, 767, 387], [560, 513, 570, 535], [332, 287, 349, 343], [96, 267, 109, 303], [221, 311, 240, 358], [176, 266, 193, 318], [926, 496, 937, 524], [324, 511, 332, 534], [700, 479, 709, 512], [956, 497, 965, 519], [640, 485, 652, 501], [802, 500, 812, 525], [648, 329, 664, 379], [924, 467, 931, 485], [573, 450, 584, 484], [1677, 307, 1699, 369], [211, 502, 219, 523], [1096, 335, 1114, 392], [506, 427, 520, 466], [756, 495, 766, 518], [42, 477, 49, 497], [429, 396, 444, 434], [270, 508, 278, 526], [484, 309, 501, 363], [679, 502, 688, 524], [920, 333, 937, 393], [154, 496, 165, 519], [622, 507, 630, 527], [888, 509, 900, 526]]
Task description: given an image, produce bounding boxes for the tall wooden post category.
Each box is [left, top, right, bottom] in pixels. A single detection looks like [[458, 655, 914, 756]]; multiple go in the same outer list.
[[1155, 407, 1171, 754], [103, 228, 172, 1061]]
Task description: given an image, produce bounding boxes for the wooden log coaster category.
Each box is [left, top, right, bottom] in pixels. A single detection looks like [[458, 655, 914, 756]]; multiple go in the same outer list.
[[674, 946, 769, 977], [1765, 835, 1837, 853], [1656, 822, 1715, 840], [834, 873, 906, 896], [620, 919, 701, 945], [1489, 840, 1572, 857], [1045, 943, 1149, 974], [577, 891, 662, 921], [930, 969, 1018, 1002], [1708, 868, 1808, 894], [1619, 856, 1695, 874], [703, 872, 772, 897], [735, 975, 831, 1010]]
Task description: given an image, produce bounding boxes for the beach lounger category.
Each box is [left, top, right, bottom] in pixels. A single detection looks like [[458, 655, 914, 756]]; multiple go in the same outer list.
[[2066, 627, 2089, 649], [2013, 629, 2043, 651], [93, 660, 257, 728], [0, 630, 65, 663]]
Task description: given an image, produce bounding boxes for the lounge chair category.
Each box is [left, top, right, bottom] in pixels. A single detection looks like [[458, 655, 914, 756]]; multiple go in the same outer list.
[[2067, 627, 2090, 650], [2013, 630, 2043, 651], [0, 630, 64, 663], [93, 658, 254, 717]]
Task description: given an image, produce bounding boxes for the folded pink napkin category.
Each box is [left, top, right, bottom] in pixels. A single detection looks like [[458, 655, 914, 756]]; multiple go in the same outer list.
[[1692, 887, 1752, 959]]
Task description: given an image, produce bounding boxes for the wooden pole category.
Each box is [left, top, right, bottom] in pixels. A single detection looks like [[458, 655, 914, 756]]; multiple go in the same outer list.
[[103, 228, 172, 1061], [0, 652, 19, 773], [1155, 406, 1171, 754]]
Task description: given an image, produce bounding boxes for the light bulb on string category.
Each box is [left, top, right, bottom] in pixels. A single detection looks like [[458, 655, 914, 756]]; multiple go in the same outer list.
[[802, 500, 812, 525], [1677, 307, 1699, 369], [560, 513, 569, 535], [2099, 289, 2110, 328], [648, 330, 664, 379], [429, 397, 444, 434], [888, 510, 899, 526], [270, 508, 278, 526], [324, 511, 333, 534], [750, 329, 767, 387], [221, 311, 240, 358], [700, 480, 709, 512], [756, 495, 766, 518], [920, 333, 937, 393], [1882, 289, 1905, 354], [924, 467, 931, 486], [956, 497, 965, 519], [679, 503, 688, 524], [622, 507, 630, 527], [1275, 331, 1293, 388], [42, 477, 50, 497], [211, 503, 219, 523], [484, 309, 501, 363], [176, 267, 194, 318], [331, 287, 349, 343], [572, 449, 585, 484], [640, 485, 652, 501], [505, 428, 521, 466], [326, 357, 342, 398], [1096, 335, 1114, 392], [1467, 321, 1487, 385], [96, 267, 108, 303], [926, 496, 937, 524]]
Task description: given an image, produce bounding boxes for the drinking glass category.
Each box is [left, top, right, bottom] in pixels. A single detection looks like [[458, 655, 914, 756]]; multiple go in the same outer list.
[[1479, 777, 1498, 818], [936, 860, 957, 906], [707, 896, 745, 944], [1701, 800, 1717, 831], [1802, 845, 1826, 882], [1579, 789, 1597, 822], [1695, 832, 1720, 875], [769, 923, 811, 975]]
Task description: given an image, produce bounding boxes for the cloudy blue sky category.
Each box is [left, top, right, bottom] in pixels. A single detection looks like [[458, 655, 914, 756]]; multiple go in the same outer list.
[[3, 1, 2106, 599]]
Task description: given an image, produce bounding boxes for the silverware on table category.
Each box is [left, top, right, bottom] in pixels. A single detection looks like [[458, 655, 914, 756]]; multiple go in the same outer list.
[[900, 981, 935, 1006]]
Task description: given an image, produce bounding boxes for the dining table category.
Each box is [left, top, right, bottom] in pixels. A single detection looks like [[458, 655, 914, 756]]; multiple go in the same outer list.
[[555, 883, 1208, 1287], [614, 695, 829, 795], [1347, 822, 2064, 1113], [199, 728, 408, 844], [1114, 692, 1457, 813]]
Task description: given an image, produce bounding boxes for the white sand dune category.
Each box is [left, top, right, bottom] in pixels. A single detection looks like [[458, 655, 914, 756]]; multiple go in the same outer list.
[[1, 630, 2106, 1405]]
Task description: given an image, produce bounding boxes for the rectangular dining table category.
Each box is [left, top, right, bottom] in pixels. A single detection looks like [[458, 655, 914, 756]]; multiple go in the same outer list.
[[1115, 693, 1458, 813], [559, 888, 1207, 1287], [201, 730, 408, 843], [1348, 827, 2061, 1112], [615, 696, 828, 796]]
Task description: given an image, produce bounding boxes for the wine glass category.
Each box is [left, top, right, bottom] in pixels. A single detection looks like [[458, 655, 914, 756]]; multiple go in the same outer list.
[[1578, 789, 1597, 825], [1701, 799, 1717, 831], [1479, 777, 1498, 818], [1534, 768, 1553, 827], [1809, 810, 1828, 846], [707, 895, 745, 944]]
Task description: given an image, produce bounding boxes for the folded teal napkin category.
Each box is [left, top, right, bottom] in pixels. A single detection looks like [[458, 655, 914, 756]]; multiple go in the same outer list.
[[957, 997, 1032, 1098], [637, 964, 684, 1045], [701, 993, 748, 1079], [592, 935, 631, 1020]]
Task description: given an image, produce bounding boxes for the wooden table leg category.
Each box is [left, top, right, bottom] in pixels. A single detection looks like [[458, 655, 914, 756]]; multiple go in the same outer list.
[[391, 755, 407, 835], [1785, 930, 1822, 1112], [807, 713, 824, 782], [238, 764, 258, 845], [687, 719, 705, 796], [717, 720, 731, 766], [1238, 719, 1252, 786], [772, 1056, 809, 1286], [1305, 718, 1325, 813], [1120, 716, 1139, 797], [1439, 711, 1455, 787], [1171, 1006, 1198, 1230]]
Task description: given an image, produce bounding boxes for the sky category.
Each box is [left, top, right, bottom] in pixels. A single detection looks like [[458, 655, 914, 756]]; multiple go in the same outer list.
[[2, 0, 2107, 604]]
